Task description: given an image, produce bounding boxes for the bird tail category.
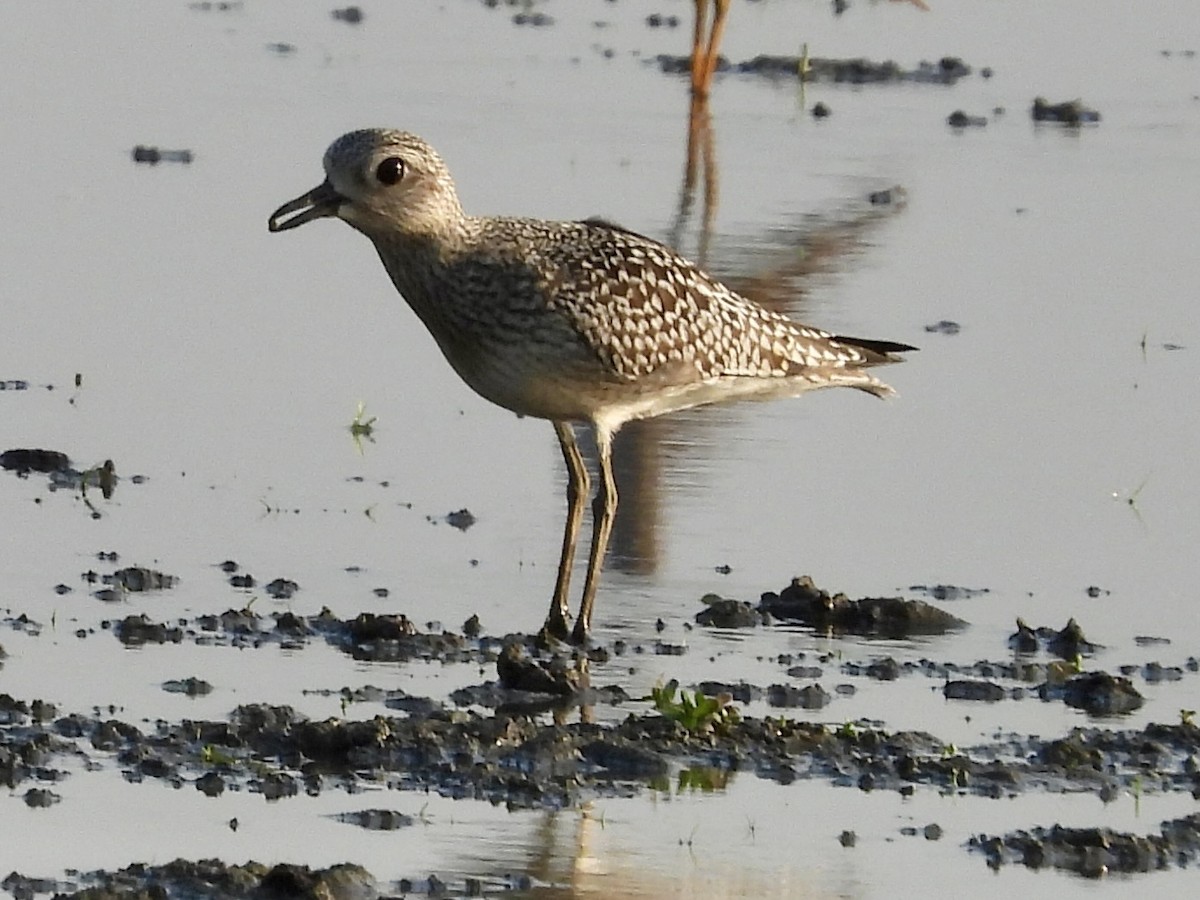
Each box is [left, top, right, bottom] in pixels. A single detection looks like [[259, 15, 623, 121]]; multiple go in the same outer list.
[[833, 335, 917, 366]]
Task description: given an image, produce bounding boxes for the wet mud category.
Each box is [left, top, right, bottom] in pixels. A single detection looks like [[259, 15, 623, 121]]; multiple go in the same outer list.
[[2, 448, 128, 512], [657, 53, 975, 86], [5, 568, 1200, 894]]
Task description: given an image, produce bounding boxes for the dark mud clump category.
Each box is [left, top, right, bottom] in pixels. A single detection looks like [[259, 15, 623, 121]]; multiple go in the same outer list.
[[264, 577, 299, 600], [657, 53, 975, 86], [947, 110, 988, 128], [973, 814, 1200, 876], [868, 187, 905, 206], [162, 677, 213, 696], [2, 448, 123, 506], [330, 5, 363, 25], [1010, 617, 1100, 659], [756, 575, 965, 636], [112, 614, 184, 646], [3, 860, 376, 900], [694, 595, 769, 628], [1, 448, 71, 474], [131, 145, 195, 164], [1055, 671, 1145, 716], [693, 575, 963, 635], [90, 566, 178, 603], [943, 680, 1006, 702], [445, 507, 476, 531], [511, 10, 553, 27], [334, 808, 413, 830], [908, 583, 988, 600], [766, 683, 831, 709], [922, 320, 963, 336], [111, 566, 178, 593], [1031, 96, 1101, 124]]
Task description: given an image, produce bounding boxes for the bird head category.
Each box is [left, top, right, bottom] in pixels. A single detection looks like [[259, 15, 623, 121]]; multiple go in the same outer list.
[[268, 129, 463, 240]]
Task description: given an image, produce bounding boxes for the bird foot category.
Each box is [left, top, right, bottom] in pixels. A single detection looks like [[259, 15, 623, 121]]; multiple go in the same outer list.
[[536, 611, 572, 649], [569, 620, 591, 647], [536, 612, 593, 648]]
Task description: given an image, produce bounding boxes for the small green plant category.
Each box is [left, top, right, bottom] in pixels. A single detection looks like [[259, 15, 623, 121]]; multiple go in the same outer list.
[[349, 401, 377, 452], [649, 679, 738, 734], [765, 715, 793, 731], [835, 721, 858, 740], [78, 459, 117, 516], [1112, 475, 1149, 525], [795, 42, 813, 110], [201, 744, 236, 767]]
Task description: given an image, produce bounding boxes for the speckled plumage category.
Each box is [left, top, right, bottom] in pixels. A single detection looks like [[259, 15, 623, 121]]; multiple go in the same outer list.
[[269, 128, 914, 643]]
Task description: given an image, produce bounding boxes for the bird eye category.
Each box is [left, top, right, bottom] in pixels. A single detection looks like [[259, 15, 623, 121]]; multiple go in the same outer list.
[[376, 157, 405, 186]]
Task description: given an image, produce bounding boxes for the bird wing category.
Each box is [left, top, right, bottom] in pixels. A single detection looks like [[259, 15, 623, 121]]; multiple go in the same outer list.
[[541, 218, 899, 383]]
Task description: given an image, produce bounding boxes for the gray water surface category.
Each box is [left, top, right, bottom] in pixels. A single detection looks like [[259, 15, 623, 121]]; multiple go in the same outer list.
[[3, 1, 1199, 896]]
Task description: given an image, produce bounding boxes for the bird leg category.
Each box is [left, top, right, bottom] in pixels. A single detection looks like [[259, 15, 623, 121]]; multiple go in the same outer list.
[[571, 424, 617, 644], [704, 0, 731, 91], [543, 421, 589, 641], [690, 0, 731, 99], [690, 0, 707, 94]]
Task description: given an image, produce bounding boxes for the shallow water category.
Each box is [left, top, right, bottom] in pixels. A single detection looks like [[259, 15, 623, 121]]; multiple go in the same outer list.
[[3, 0, 1200, 896]]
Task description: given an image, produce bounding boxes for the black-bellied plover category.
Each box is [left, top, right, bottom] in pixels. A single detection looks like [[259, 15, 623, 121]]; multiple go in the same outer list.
[[269, 128, 914, 643]]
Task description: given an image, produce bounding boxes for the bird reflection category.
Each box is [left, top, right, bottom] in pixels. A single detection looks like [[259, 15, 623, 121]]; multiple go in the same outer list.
[[605, 93, 908, 580]]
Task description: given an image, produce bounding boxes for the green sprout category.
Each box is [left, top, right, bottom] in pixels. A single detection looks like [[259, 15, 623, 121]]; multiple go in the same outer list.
[[649, 679, 738, 735], [797, 42, 812, 109], [1111, 475, 1149, 525], [78, 459, 117, 516], [201, 744, 236, 767], [349, 401, 377, 452]]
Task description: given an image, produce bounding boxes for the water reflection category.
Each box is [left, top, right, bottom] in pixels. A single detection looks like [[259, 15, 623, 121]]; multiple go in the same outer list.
[[667, 94, 719, 265], [606, 95, 907, 578], [456, 792, 820, 900]]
